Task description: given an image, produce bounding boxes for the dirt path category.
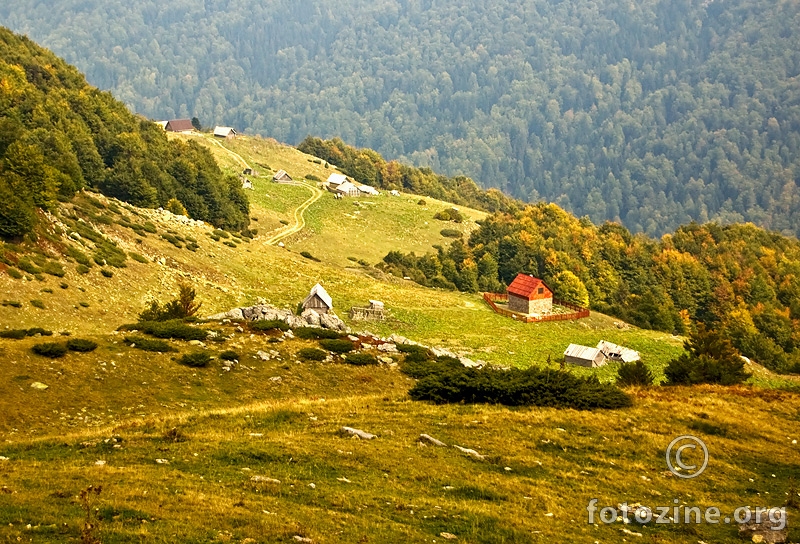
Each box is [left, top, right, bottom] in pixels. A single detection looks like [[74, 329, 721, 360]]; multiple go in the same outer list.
[[263, 182, 325, 245], [209, 138, 251, 170]]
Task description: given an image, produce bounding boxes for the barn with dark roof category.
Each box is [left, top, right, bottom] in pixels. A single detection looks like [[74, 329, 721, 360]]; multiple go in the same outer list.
[[507, 273, 553, 315]]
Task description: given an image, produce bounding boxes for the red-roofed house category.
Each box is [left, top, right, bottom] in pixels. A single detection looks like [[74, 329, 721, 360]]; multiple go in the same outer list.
[[165, 119, 194, 132], [507, 273, 553, 315]]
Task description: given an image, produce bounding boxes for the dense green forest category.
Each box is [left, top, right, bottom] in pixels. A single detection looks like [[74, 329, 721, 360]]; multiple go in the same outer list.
[[381, 203, 800, 373], [3, 0, 799, 236], [0, 27, 249, 239]]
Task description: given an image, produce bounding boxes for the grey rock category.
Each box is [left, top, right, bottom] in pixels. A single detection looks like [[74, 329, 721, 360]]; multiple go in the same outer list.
[[341, 427, 377, 440], [419, 434, 447, 447]]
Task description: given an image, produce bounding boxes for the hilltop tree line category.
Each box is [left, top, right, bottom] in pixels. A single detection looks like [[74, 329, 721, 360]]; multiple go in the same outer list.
[[3, 0, 800, 236], [0, 28, 249, 239], [380, 203, 800, 374]]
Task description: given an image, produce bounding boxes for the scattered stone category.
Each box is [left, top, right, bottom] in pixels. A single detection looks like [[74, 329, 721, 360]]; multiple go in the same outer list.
[[377, 343, 397, 353], [440, 533, 458, 540], [251, 476, 281, 484], [256, 351, 270, 361], [292, 537, 312, 543], [453, 445, 485, 460], [341, 427, 377, 440], [283, 330, 295, 339], [94, 460, 106, 466], [620, 528, 642, 537], [378, 356, 394, 365], [308, 483, 316, 489], [269, 376, 282, 383], [0, 457, 8, 461], [337, 477, 352, 483], [30, 382, 48, 391], [419, 434, 447, 447], [155, 459, 169, 465], [188, 340, 205, 347]]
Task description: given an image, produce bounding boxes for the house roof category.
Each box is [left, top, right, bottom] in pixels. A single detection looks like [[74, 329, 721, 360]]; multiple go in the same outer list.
[[507, 273, 550, 300], [335, 181, 359, 193], [273, 170, 292, 181], [213, 126, 236, 137], [564, 344, 605, 361], [303, 283, 332, 309], [165, 119, 194, 132], [327, 173, 348, 186], [358, 184, 379, 195], [597, 340, 640, 363]]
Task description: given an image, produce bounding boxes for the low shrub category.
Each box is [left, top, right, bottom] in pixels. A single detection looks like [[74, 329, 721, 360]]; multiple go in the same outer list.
[[66, 339, 99, 352], [100, 269, 113, 278], [298, 348, 327, 361], [178, 352, 212, 368], [0, 329, 27, 339], [32, 342, 68, 358], [76, 264, 90, 275], [398, 344, 433, 363], [417, 199, 426, 206], [440, 228, 461, 238], [300, 251, 321, 262], [30, 299, 45, 309], [42, 261, 66, 277], [306, 174, 321, 181], [219, 350, 239, 361], [121, 320, 208, 341], [142, 222, 158, 234], [249, 319, 290, 332], [79, 301, 90, 308], [213, 229, 230, 239], [319, 339, 355, 353], [129, 252, 149, 263], [41, 288, 53, 294], [407, 360, 632, 409], [223, 240, 237, 248], [2, 300, 22, 308], [17, 258, 40, 275], [26, 327, 53, 337], [124, 335, 177, 353], [6, 268, 23, 279], [279, 219, 289, 226], [161, 234, 183, 248], [294, 327, 343, 340], [59, 282, 68, 289], [345, 353, 379, 366], [616, 361, 654, 387]]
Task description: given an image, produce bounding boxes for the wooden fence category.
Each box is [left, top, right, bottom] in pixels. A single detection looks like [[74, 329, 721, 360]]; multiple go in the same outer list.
[[349, 306, 386, 321], [483, 292, 590, 323]]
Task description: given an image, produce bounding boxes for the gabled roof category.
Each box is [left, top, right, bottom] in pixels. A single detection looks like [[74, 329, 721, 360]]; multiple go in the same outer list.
[[507, 273, 550, 300], [327, 173, 348, 186], [273, 170, 292, 181], [303, 283, 332, 309], [564, 344, 605, 361], [335, 181, 359, 193], [213, 126, 236, 137], [597, 340, 640, 363], [165, 119, 194, 132], [358, 184, 379, 195]]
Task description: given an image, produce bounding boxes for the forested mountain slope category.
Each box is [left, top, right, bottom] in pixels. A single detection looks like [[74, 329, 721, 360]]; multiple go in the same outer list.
[[0, 27, 249, 238], [3, 0, 799, 236]]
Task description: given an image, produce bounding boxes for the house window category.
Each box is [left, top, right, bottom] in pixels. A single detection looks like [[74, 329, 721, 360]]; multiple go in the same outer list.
[[537, 287, 544, 294]]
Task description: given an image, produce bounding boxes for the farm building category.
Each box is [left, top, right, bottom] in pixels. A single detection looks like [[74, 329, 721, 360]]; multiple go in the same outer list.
[[349, 300, 385, 321], [213, 126, 237, 139], [241, 178, 253, 190], [507, 273, 553, 315], [243, 168, 254, 176], [333, 181, 360, 197], [272, 170, 293, 183], [302, 284, 333, 315], [358, 184, 380, 196], [597, 341, 640, 363], [327, 173, 350, 187], [155, 121, 168, 130], [564, 344, 607, 367], [165, 119, 194, 133]]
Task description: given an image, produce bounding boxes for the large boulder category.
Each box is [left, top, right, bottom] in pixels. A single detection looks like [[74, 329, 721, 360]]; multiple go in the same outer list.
[[319, 312, 347, 331], [301, 309, 321, 326]]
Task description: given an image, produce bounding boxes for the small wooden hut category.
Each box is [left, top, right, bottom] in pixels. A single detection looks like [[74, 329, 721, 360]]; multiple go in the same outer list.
[[273, 170, 293, 183], [302, 283, 333, 315], [564, 344, 607, 367], [213, 126, 237, 139], [165, 119, 194, 133], [349, 300, 385, 320]]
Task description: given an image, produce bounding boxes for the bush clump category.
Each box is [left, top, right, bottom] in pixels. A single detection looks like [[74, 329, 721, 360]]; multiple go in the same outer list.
[[178, 352, 212, 368], [616, 361, 654, 387], [124, 335, 177, 353], [120, 320, 208, 341], [298, 347, 327, 361], [66, 339, 99, 352], [300, 251, 321, 262], [26, 327, 53, 336], [219, 350, 239, 361], [440, 228, 462, 238], [30, 299, 45, 309], [32, 342, 68, 358], [0, 329, 27, 339], [345, 353, 379, 366], [249, 319, 290, 332], [6, 268, 23, 279], [319, 339, 355, 353], [405, 358, 632, 409], [1, 300, 22, 308], [433, 208, 464, 223], [100, 269, 113, 278], [294, 327, 343, 340], [664, 324, 750, 385]]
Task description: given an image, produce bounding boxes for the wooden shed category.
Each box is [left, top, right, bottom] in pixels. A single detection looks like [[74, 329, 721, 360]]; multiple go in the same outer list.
[[273, 170, 293, 183], [564, 344, 607, 367], [507, 273, 553, 315], [302, 283, 333, 315], [165, 119, 194, 133], [349, 300, 385, 321], [213, 126, 237, 139], [597, 341, 640, 363]]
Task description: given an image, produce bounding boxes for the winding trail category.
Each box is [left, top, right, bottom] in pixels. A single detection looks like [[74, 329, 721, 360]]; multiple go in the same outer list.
[[263, 182, 324, 245]]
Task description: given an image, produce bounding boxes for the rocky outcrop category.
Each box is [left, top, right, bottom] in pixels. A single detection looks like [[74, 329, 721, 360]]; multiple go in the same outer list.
[[208, 303, 348, 332]]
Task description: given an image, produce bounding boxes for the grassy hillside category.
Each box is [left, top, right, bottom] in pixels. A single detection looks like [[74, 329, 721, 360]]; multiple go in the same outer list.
[[1, 135, 799, 543]]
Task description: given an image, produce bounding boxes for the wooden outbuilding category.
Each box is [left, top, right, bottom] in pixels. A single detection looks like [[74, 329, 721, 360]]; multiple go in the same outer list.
[[597, 341, 640, 363], [213, 126, 237, 139], [302, 284, 333, 315], [507, 273, 553, 315], [165, 119, 194, 133], [273, 170, 293, 183], [349, 300, 385, 321], [564, 344, 607, 367]]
